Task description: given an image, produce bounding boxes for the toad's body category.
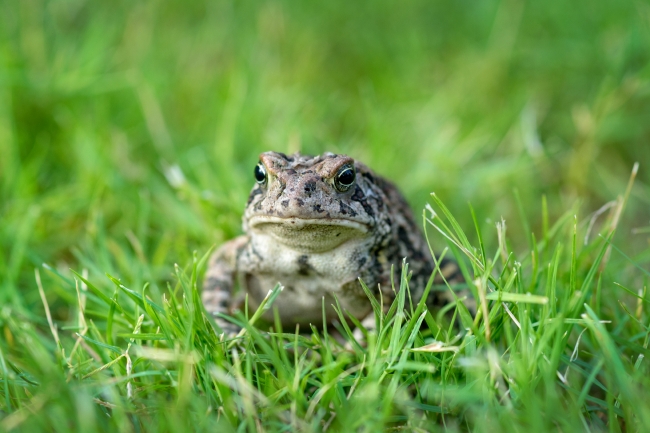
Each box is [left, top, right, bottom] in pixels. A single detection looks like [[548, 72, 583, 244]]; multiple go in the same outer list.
[[202, 151, 461, 331]]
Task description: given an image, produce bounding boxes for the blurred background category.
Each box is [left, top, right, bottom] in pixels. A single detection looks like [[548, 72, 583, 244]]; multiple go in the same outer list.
[[1, 0, 649, 317]]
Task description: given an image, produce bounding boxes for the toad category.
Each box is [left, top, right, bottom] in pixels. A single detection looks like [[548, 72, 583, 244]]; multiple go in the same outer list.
[[202, 151, 463, 334]]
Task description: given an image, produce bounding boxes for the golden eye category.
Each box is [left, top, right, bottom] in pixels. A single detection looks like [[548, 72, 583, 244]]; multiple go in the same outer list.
[[334, 165, 355, 192]]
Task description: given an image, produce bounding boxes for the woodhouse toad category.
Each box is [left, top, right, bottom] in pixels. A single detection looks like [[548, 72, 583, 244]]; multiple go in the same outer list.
[[202, 151, 463, 334]]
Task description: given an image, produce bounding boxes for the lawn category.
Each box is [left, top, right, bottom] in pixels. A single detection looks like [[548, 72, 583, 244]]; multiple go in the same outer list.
[[1, 0, 650, 431]]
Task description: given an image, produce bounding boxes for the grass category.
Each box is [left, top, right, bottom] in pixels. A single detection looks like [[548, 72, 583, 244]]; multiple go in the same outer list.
[[1, 0, 650, 431]]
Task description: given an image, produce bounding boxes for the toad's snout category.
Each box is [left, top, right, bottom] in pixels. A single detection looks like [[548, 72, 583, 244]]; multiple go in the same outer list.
[[248, 216, 368, 253]]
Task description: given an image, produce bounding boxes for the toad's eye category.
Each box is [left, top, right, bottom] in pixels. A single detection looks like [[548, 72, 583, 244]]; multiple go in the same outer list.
[[254, 162, 267, 185], [334, 165, 356, 192]]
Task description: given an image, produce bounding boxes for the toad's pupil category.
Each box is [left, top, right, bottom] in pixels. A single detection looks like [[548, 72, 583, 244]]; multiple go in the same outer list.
[[337, 168, 355, 186], [254, 163, 266, 183]]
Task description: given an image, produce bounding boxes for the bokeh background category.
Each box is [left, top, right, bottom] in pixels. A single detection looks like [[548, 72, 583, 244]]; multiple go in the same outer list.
[[1, 0, 649, 316]]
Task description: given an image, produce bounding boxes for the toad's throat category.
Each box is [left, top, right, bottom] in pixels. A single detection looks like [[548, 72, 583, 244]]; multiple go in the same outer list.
[[248, 216, 369, 252]]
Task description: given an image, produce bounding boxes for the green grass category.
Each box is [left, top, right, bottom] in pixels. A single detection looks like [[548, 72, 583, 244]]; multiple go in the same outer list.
[[2, 0, 650, 431]]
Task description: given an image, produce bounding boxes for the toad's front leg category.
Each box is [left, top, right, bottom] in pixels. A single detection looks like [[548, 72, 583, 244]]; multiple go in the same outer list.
[[202, 235, 249, 336]]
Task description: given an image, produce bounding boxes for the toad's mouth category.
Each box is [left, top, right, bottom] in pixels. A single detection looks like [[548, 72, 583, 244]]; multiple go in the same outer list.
[[248, 216, 369, 252]]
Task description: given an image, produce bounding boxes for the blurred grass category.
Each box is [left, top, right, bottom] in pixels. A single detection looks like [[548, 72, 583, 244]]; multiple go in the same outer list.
[[1, 0, 650, 431]]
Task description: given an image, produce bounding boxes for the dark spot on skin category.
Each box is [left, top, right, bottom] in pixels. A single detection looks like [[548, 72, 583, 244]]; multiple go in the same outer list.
[[397, 226, 412, 249], [350, 185, 374, 218], [247, 187, 264, 205], [297, 255, 312, 276], [304, 181, 316, 197], [285, 169, 296, 175], [338, 200, 358, 217], [350, 185, 365, 201], [370, 246, 386, 294], [397, 225, 425, 263], [357, 256, 367, 268], [336, 232, 341, 237], [313, 204, 324, 213], [281, 200, 289, 208], [296, 198, 304, 206], [395, 225, 425, 263]]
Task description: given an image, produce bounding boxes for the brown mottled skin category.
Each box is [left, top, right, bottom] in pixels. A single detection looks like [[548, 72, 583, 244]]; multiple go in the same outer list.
[[202, 151, 463, 334]]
